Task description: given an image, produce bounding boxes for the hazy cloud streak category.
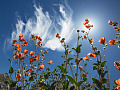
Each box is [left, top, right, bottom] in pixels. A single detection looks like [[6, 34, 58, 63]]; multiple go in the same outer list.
[[4, 1, 75, 51]]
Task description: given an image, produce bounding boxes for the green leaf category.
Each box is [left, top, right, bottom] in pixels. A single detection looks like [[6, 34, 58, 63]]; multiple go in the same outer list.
[[51, 81, 57, 89], [83, 74, 87, 81], [57, 66, 65, 74], [93, 66, 98, 70], [16, 87, 22, 90], [39, 82, 49, 89], [92, 78, 102, 88], [97, 69, 102, 75], [8, 59, 12, 62], [44, 74, 49, 79], [102, 78, 107, 84], [65, 49, 69, 55], [69, 85, 75, 90], [76, 44, 82, 53], [101, 71, 108, 77], [93, 63, 99, 66], [100, 61, 107, 67], [77, 81, 84, 87], [9, 66, 14, 74], [29, 76, 34, 81], [10, 81, 18, 87], [61, 56, 65, 58], [63, 81, 69, 90], [66, 75, 75, 84], [29, 89, 36, 90], [68, 58, 74, 62], [46, 68, 50, 71], [114, 80, 118, 85], [85, 63, 87, 67], [72, 47, 76, 51]]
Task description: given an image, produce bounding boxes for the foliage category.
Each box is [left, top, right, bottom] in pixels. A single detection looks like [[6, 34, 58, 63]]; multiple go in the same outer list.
[[4, 18, 120, 90]]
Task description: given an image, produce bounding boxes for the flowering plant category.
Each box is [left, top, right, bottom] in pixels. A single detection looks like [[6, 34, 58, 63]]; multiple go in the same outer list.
[[3, 18, 120, 90]]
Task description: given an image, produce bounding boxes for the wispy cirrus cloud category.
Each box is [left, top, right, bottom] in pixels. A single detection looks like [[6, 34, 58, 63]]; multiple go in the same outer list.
[[4, 1, 75, 51]]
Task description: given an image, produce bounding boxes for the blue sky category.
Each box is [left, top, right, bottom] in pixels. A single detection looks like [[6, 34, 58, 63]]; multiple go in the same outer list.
[[0, 0, 120, 88]]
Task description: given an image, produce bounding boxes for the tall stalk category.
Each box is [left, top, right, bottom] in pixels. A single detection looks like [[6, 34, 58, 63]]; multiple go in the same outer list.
[[75, 30, 80, 89]]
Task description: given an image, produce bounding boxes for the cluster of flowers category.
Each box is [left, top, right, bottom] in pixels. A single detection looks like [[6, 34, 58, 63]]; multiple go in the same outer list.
[[108, 20, 120, 89], [115, 79, 120, 90], [56, 33, 71, 54], [108, 20, 120, 48], [83, 18, 93, 28], [12, 34, 53, 81]]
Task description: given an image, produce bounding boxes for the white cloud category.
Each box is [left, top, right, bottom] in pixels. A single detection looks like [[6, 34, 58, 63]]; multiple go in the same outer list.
[[4, 1, 75, 52]]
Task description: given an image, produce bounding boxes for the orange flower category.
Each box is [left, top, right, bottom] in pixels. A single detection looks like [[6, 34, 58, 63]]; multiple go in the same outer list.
[[22, 54, 26, 59], [68, 51, 72, 54], [116, 66, 120, 70], [88, 24, 91, 27], [28, 68, 33, 73], [99, 37, 105, 44], [13, 51, 17, 54], [22, 38, 25, 41], [13, 42, 17, 46], [56, 33, 59, 37], [31, 34, 35, 40], [24, 49, 28, 54], [38, 41, 41, 45], [38, 36, 42, 41], [30, 51, 34, 55], [39, 63, 44, 70], [118, 45, 120, 48], [79, 60, 82, 64], [13, 39, 17, 43], [117, 86, 120, 89], [36, 36, 38, 39], [17, 44, 20, 48], [85, 18, 88, 21], [16, 74, 21, 79], [109, 40, 115, 45], [83, 21, 88, 25], [48, 60, 53, 64], [36, 56, 40, 61], [17, 47, 22, 52], [88, 53, 96, 57], [60, 39, 64, 43], [83, 56, 89, 61], [115, 79, 120, 86], [14, 54, 19, 59], [25, 73, 30, 76], [84, 35, 86, 38], [41, 54, 45, 58], [19, 53, 22, 56], [83, 22, 86, 25], [79, 66, 83, 70], [89, 38, 94, 44], [19, 34, 23, 37], [24, 41, 28, 46], [29, 58, 33, 62]]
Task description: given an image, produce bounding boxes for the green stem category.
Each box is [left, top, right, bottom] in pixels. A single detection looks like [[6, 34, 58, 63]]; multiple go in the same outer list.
[[76, 31, 80, 90]]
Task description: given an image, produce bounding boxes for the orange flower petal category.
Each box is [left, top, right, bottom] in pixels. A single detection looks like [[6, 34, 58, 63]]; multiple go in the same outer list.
[[24, 49, 28, 54], [30, 51, 34, 55], [48, 60, 53, 64], [13, 39, 17, 43], [99, 37, 105, 44], [29, 58, 33, 62], [83, 56, 89, 60], [19, 34, 23, 37], [16, 74, 21, 79], [109, 40, 115, 45], [39, 64, 44, 69], [36, 56, 40, 61]]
